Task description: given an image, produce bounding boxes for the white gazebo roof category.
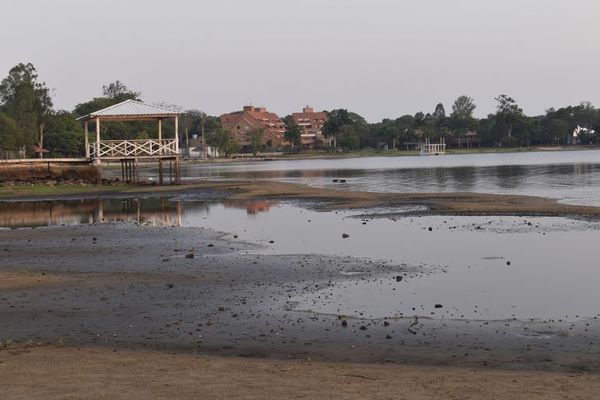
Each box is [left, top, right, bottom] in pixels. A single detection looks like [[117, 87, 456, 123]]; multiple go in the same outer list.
[[78, 99, 181, 121]]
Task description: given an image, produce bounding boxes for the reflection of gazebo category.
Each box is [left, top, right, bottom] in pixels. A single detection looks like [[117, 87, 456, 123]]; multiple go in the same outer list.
[[77, 99, 182, 184]]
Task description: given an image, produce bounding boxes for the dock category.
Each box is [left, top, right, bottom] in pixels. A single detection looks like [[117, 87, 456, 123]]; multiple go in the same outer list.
[[420, 138, 446, 155]]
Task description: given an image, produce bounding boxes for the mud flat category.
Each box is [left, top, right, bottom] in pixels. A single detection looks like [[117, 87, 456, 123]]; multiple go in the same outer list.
[[3, 179, 600, 218], [2, 183, 600, 398]]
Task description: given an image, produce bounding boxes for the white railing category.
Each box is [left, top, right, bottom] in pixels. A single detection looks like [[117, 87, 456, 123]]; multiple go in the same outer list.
[[88, 139, 178, 159]]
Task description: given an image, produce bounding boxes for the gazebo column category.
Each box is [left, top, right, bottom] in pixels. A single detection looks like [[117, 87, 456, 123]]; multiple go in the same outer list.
[[158, 118, 164, 184], [175, 116, 179, 154], [158, 118, 163, 157], [95, 117, 101, 165], [84, 121, 89, 159], [174, 116, 180, 184]]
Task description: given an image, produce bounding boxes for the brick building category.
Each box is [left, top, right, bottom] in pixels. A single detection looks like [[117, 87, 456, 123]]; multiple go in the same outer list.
[[291, 106, 328, 147], [220, 106, 286, 148]]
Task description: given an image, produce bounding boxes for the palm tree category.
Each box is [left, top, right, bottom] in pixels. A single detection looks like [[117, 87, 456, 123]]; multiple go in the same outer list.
[[322, 109, 352, 150]]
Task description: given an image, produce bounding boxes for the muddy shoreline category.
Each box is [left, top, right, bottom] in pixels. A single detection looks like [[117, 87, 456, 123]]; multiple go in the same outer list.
[[1, 221, 599, 374], [3, 180, 600, 219]]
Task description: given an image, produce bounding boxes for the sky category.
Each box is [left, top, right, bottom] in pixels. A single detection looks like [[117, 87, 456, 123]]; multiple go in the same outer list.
[[2, 0, 599, 122]]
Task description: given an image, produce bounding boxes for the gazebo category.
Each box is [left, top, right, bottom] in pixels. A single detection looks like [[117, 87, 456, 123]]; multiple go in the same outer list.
[[77, 99, 182, 184]]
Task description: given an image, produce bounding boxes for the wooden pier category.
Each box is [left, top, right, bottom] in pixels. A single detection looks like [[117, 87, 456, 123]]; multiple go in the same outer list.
[[420, 138, 446, 156]]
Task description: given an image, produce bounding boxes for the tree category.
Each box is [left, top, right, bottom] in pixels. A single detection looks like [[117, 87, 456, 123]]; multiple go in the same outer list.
[[322, 109, 351, 150], [494, 94, 523, 141], [0, 112, 19, 151], [546, 118, 570, 144], [102, 80, 140, 101], [44, 110, 84, 156], [206, 128, 239, 158], [180, 110, 202, 154], [322, 109, 366, 151], [0, 63, 53, 156], [74, 82, 152, 141], [284, 122, 302, 151], [451, 96, 476, 120], [449, 96, 478, 144], [433, 103, 446, 119], [248, 127, 264, 155]]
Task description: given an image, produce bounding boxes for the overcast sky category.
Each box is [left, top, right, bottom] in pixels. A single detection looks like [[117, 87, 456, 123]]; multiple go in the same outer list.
[[2, 0, 598, 121]]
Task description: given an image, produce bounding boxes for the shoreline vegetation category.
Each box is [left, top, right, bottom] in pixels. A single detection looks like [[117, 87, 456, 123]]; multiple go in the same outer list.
[[2, 64, 600, 160]]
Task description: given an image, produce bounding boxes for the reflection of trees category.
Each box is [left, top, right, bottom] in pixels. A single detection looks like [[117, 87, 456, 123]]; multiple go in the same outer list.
[[99, 198, 182, 226], [446, 167, 476, 192], [493, 165, 525, 189], [0, 200, 96, 227], [0, 198, 184, 228], [180, 201, 210, 215]]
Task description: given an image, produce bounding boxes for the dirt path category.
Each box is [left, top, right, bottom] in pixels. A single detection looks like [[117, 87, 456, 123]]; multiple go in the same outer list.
[[1, 346, 597, 400]]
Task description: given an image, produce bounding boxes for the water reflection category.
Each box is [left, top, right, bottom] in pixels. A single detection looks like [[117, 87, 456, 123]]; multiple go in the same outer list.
[[224, 200, 276, 215], [0, 198, 183, 228], [0, 198, 280, 228]]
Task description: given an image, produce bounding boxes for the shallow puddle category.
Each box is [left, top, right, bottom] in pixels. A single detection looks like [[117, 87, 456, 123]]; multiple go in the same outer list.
[[2, 198, 600, 322]]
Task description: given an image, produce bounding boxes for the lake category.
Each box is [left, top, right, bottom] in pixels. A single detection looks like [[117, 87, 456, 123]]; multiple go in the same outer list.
[[167, 149, 600, 206]]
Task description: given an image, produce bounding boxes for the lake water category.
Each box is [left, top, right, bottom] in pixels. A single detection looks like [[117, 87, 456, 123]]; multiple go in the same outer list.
[[167, 149, 600, 206], [2, 198, 600, 322]]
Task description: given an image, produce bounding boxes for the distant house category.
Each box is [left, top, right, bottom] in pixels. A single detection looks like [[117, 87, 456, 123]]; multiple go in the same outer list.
[[291, 106, 328, 147], [220, 106, 286, 148], [572, 125, 596, 144], [463, 131, 480, 147], [184, 136, 219, 159]]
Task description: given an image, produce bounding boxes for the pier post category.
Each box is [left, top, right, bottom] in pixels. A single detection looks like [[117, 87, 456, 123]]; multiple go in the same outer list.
[[158, 159, 164, 185]]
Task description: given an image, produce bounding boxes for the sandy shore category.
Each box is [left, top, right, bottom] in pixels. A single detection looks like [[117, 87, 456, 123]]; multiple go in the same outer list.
[[2, 346, 599, 400]]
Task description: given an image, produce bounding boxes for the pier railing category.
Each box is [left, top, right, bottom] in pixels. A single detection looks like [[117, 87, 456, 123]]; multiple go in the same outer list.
[[88, 139, 178, 159]]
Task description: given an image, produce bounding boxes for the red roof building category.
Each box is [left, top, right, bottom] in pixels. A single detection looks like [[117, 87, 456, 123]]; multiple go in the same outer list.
[[220, 105, 286, 148], [291, 106, 328, 146]]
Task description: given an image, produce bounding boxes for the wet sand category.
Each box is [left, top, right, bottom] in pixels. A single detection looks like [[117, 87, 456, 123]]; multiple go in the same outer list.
[[2, 183, 600, 398]]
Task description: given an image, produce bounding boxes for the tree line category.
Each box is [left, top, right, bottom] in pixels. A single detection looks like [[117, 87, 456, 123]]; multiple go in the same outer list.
[[1, 62, 599, 158]]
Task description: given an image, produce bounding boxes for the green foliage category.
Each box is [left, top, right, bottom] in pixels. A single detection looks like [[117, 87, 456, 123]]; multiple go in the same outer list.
[[493, 95, 524, 143], [0, 112, 19, 150], [322, 109, 366, 150], [4, 62, 600, 155], [180, 110, 203, 151], [433, 103, 446, 119], [206, 128, 239, 157], [44, 110, 84, 156], [0, 63, 53, 154], [284, 122, 302, 150], [102, 80, 140, 102], [451, 96, 476, 120], [249, 128, 264, 155], [73, 81, 155, 141]]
